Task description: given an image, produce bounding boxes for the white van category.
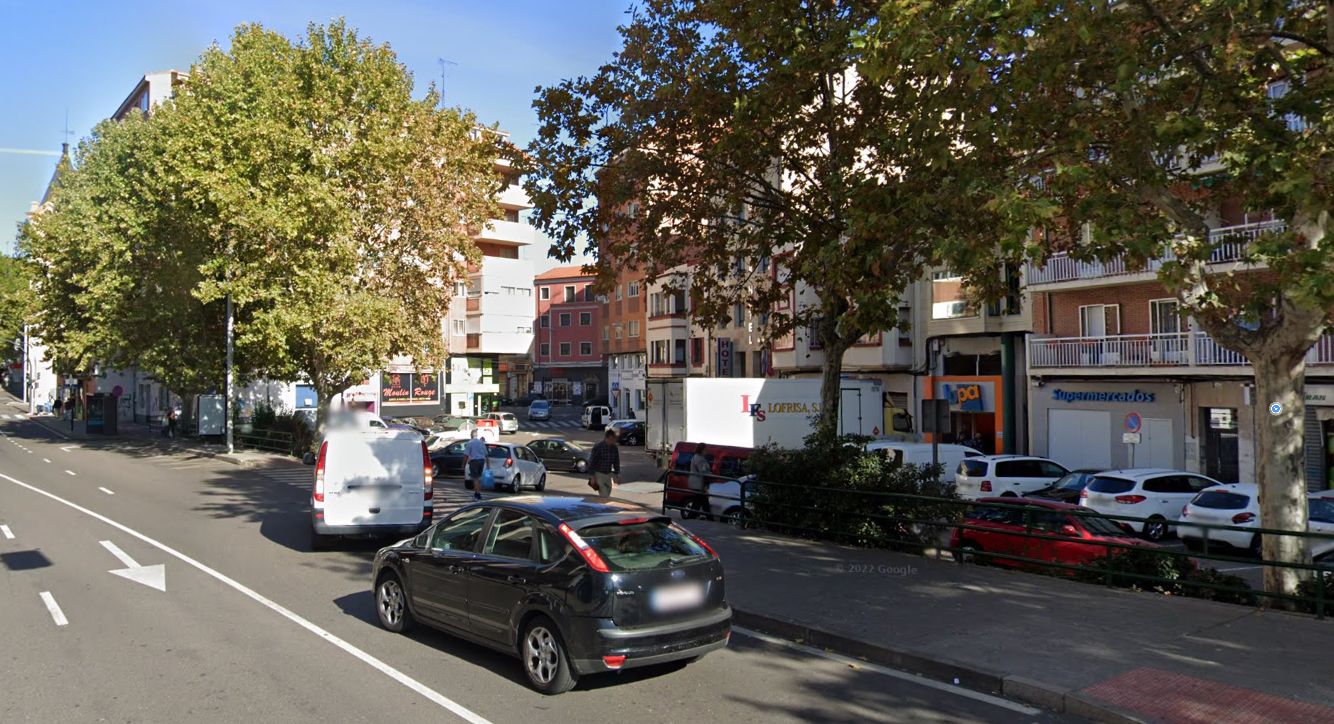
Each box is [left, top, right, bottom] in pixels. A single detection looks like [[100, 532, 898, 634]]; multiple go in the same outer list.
[[581, 404, 612, 430], [865, 441, 982, 484], [309, 428, 433, 549]]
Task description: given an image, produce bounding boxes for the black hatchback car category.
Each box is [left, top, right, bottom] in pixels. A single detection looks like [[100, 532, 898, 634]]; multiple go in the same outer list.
[[526, 438, 591, 473], [371, 497, 731, 694], [1024, 469, 1104, 504]]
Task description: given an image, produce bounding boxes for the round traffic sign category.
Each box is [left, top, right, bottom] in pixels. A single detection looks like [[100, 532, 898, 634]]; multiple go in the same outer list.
[[1124, 412, 1143, 433], [1269, 402, 1283, 416]]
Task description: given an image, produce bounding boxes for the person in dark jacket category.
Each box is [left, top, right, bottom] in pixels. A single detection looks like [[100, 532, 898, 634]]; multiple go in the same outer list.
[[587, 429, 620, 498]]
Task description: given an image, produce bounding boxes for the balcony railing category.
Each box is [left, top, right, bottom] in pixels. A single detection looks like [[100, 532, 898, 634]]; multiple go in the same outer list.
[[1030, 331, 1334, 369], [1025, 220, 1286, 285]]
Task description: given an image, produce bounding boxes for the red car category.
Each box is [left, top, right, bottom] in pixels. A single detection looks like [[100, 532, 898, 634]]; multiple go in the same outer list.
[[664, 442, 753, 518], [951, 497, 1155, 570]]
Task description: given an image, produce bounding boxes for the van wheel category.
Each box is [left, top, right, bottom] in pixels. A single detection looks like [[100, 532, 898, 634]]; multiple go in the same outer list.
[[521, 616, 577, 695], [536, 474, 546, 492], [375, 573, 414, 633], [1142, 517, 1168, 542]]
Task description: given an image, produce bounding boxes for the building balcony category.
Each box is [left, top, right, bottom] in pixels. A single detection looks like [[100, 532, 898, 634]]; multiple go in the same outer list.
[[1024, 220, 1285, 288], [497, 184, 530, 210], [477, 219, 538, 247], [1028, 331, 1334, 371]]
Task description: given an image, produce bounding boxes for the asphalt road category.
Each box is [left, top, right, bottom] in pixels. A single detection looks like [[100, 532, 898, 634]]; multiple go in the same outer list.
[[0, 412, 1072, 724]]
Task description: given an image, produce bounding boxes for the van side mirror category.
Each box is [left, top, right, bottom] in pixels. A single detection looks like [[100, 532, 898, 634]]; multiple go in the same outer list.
[[303, 452, 316, 465]]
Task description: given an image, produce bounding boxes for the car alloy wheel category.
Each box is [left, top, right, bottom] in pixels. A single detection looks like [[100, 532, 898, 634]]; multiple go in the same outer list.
[[1143, 517, 1168, 542], [522, 617, 575, 694], [537, 474, 546, 492], [376, 575, 413, 633]]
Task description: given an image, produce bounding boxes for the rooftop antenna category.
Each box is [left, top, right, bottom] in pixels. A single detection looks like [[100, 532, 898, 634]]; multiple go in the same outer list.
[[437, 58, 457, 103], [62, 109, 74, 154]]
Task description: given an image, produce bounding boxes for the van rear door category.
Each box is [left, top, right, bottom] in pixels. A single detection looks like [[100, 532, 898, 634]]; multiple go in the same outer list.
[[321, 430, 425, 528]]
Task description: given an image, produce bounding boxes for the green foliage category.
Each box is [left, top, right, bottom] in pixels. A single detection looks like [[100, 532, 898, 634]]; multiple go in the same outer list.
[[1074, 548, 1193, 594], [1295, 572, 1334, 616], [19, 20, 499, 401], [0, 255, 35, 348], [746, 434, 959, 552], [1182, 567, 1259, 607]]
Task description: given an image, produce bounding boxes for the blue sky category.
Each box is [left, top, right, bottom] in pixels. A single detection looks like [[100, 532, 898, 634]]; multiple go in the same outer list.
[[0, 0, 629, 267]]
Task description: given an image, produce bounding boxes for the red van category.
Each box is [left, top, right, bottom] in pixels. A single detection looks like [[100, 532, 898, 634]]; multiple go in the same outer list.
[[664, 442, 754, 518]]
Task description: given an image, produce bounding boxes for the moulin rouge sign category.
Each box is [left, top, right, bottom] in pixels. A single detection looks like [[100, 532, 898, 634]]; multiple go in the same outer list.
[[381, 371, 440, 405]]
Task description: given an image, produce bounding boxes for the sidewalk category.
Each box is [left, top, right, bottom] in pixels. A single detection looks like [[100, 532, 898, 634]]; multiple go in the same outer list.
[[5, 396, 290, 468], [692, 519, 1334, 723]]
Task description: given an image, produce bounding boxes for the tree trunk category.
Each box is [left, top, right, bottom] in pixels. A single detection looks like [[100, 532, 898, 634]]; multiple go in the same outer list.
[[1251, 349, 1313, 604], [815, 312, 852, 444]]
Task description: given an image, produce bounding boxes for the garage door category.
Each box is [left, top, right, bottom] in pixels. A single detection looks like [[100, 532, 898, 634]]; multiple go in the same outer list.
[[1047, 409, 1112, 469]]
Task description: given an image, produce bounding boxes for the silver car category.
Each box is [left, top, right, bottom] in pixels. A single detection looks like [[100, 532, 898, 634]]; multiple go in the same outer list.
[[485, 411, 520, 434], [485, 442, 547, 492]]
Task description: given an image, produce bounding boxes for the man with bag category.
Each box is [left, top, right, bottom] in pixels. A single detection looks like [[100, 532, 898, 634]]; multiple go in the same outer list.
[[587, 428, 620, 498], [465, 429, 488, 501]]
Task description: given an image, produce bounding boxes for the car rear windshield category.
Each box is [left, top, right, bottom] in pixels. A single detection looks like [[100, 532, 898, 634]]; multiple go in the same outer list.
[[578, 520, 709, 571], [487, 446, 511, 459], [1078, 513, 1129, 536], [959, 460, 988, 477], [531, 401, 550, 408], [1087, 477, 1136, 494], [1191, 491, 1250, 510]]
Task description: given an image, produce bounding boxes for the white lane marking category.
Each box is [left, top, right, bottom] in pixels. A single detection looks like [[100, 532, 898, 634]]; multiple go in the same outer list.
[[731, 625, 1042, 716], [60, 445, 79, 452], [42, 458, 50, 463], [0, 524, 12, 539], [39, 591, 69, 626], [65, 470, 76, 476], [0, 471, 493, 724], [101, 539, 139, 567], [98, 487, 115, 495]]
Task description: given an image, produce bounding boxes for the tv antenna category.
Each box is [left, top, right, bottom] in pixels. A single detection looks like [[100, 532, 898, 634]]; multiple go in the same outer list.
[[437, 58, 457, 100]]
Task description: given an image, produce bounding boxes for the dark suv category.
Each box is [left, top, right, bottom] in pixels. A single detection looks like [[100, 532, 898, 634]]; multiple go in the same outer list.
[[370, 497, 731, 694]]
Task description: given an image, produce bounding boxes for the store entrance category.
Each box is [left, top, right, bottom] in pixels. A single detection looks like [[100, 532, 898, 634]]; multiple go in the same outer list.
[[948, 412, 996, 454], [1202, 407, 1240, 483], [1323, 419, 1334, 491]]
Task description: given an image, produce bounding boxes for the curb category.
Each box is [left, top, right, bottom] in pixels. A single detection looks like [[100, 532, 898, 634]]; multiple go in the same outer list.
[[730, 608, 1151, 723], [23, 415, 262, 468]]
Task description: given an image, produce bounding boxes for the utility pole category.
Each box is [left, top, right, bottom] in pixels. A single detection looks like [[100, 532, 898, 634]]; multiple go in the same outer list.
[[225, 294, 234, 454]]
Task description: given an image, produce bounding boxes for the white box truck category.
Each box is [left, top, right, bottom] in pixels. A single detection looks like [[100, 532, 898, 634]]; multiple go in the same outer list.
[[645, 377, 886, 460]]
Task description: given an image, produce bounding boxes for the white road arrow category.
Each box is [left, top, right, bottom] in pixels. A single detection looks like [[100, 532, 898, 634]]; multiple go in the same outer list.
[[100, 540, 166, 591]]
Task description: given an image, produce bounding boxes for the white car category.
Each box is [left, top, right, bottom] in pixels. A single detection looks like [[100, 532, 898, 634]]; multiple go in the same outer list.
[[1079, 469, 1221, 541], [483, 442, 547, 493], [1179, 483, 1334, 558], [867, 441, 981, 484], [955, 455, 1069, 500], [484, 411, 519, 434], [708, 476, 757, 525], [581, 404, 612, 430], [309, 427, 431, 549]]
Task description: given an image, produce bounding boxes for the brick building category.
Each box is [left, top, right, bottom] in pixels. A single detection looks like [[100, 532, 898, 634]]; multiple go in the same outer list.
[[532, 266, 606, 404]]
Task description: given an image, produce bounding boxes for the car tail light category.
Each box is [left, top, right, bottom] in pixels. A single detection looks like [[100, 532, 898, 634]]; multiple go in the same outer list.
[[1079, 490, 1088, 501], [421, 441, 433, 495], [1232, 512, 1256, 524], [313, 441, 328, 503], [1114, 495, 1146, 504], [980, 481, 992, 492], [602, 655, 626, 669], [558, 522, 610, 573], [674, 524, 718, 558], [505, 457, 514, 468], [1181, 506, 1190, 518]]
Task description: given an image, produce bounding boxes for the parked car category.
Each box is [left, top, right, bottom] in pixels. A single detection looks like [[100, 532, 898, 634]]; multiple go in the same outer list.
[[526, 438, 590, 473], [954, 455, 1070, 500], [485, 442, 547, 493], [951, 497, 1154, 569], [528, 399, 552, 421], [1179, 483, 1334, 558], [665, 442, 753, 518], [607, 419, 645, 446], [581, 404, 612, 430], [1025, 469, 1105, 504], [384, 416, 434, 435], [484, 411, 519, 434], [1079, 469, 1222, 541], [865, 441, 981, 484], [708, 476, 757, 525], [370, 498, 730, 694], [428, 439, 470, 479], [309, 427, 432, 549]]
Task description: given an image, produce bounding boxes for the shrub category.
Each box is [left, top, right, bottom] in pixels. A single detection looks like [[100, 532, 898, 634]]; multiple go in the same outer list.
[[1074, 548, 1193, 593], [1181, 567, 1258, 606], [745, 433, 960, 552], [1295, 571, 1334, 615]]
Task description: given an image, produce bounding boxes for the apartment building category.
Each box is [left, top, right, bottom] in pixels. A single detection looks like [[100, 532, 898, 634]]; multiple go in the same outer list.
[[533, 266, 605, 403], [1024, 203, 1334, 489], [642, 263, 770, 383], [601, 263, 648, 420]]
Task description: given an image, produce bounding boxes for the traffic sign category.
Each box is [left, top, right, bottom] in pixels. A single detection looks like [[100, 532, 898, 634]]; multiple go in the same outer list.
[[1124, 412, 1142, 433], [1122, 432, 1141, 444]]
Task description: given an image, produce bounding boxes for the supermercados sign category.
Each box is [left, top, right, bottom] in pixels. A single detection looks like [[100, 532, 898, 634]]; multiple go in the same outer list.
[[1052, 389, 1155, 403]]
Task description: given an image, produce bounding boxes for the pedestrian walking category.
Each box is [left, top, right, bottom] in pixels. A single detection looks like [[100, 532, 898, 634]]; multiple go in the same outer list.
[[688, 442, 713, 519], [587, 429, 621, 498], [166, 407, 178, 439], [465, 429, 488, 501], [52, 398, 62, 416]]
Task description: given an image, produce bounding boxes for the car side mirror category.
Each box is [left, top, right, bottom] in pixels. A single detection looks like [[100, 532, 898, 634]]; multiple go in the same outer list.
[[302, 452, 316, 465], [1059, 524, 1080, 537]]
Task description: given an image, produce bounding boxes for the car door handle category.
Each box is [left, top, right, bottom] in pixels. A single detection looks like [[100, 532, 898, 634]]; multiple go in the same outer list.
[[506, 575, 527, 584]]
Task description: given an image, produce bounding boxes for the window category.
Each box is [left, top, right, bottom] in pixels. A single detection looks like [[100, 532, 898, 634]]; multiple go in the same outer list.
[[1193, 491, 1250, 510], [628, 321, 640, 337], [734, 304, 746, 326], [1079, 304, 1120, 337], [603, 325, 610, 341], [482, 510, 536, 560], [564, 285, 575, 302], [626, 201, 640, 218], [559, 313, 572, 327], [430, 508, 491, 552], [454, 281, 468, 297], [537, 526, 568, 564], [628, 281, 640, 297], [1087, 477, 1136, 494], [674, 339, 687, 364], [580, 342, 593, 355], [652, 340, 668, 364], [651, 292, 664, 316], [577, 520, 709, 571], [452, 320, 465, 336], [580, 312, 592, 326], [758, 256, 770, 273], [540, 314, 550, 329], [691, 338, 703, 365], [585, 287, 596, 302], [615, 285, 623, 301], [539, 343, 549, 357], [1150, 299, 1180, 335], [540, 287, 550, 300], [559, 342, 571, 356], [614, 323, 622, 339]]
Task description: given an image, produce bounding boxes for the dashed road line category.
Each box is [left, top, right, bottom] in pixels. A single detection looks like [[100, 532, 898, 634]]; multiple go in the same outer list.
[[64, 470, 76, 476], [42, 458, 50, 463], [0, 524, 13, 539], [38, 592, 69, 627], [98, 487, 115, 495], [0, 470, 494, 724]]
